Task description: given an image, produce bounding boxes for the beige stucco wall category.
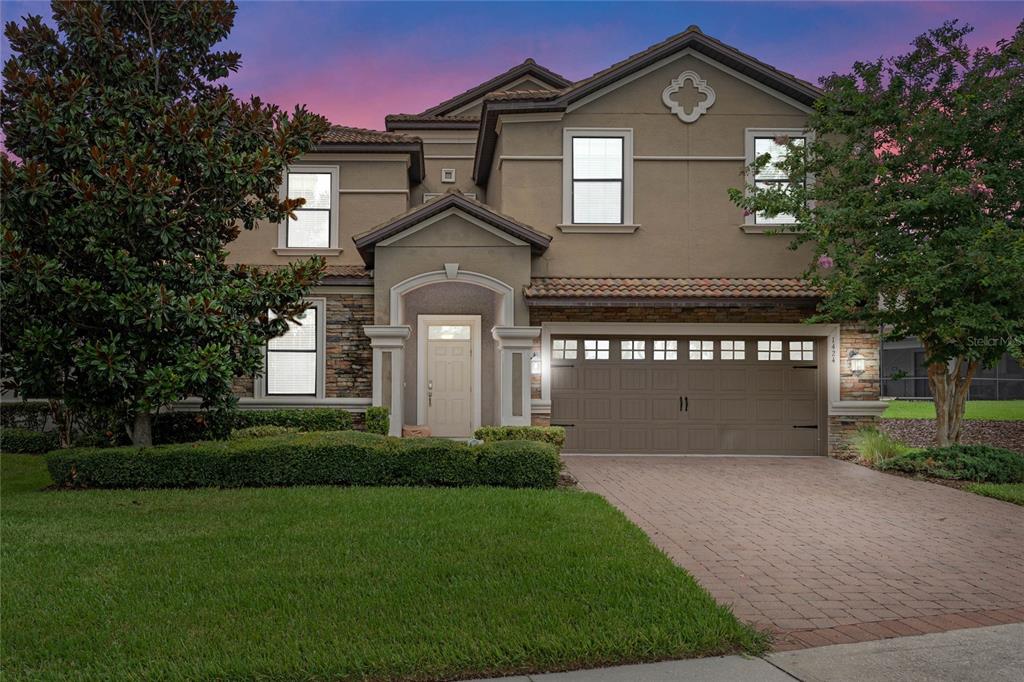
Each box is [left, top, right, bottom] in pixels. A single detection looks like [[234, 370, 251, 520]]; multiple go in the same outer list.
[[226, 156, 410, 266], [370, 212, 532, 325], [494, 54, 815, 277]]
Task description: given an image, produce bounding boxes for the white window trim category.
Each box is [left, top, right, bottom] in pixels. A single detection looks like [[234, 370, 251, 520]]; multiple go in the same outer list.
[[256, 298, 327, 401], [741, 128, 814, 233], [277, 165, 341, 254], [561, 128, 636, 232]]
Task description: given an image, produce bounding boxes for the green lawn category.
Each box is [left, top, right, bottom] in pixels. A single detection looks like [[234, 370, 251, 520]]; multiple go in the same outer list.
[[1, 454, 764, 681], [882, 400, 1024, 421], [965, 483, 1024, 506]]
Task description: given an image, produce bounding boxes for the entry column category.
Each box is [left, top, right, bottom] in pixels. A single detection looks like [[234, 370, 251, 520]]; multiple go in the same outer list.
[[492, 326, 541, 426], [363, 325, 412, 437]]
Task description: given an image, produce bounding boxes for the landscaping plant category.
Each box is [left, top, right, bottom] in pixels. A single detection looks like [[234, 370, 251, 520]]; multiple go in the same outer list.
[[0, 428, 59, 454], [878, 444, 1024, 484], [0, 1, 330, 447], [851, 427, 913, 465], [364, 407, 390, 436], [474, 425, 566, 449], [730, 20, 1024, 446]]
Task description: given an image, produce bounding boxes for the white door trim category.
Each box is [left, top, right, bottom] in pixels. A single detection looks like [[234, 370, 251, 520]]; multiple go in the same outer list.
[[417, 314, 482, 434]]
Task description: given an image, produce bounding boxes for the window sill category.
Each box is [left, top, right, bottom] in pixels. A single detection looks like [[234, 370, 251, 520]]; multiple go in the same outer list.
[[557, 224, 640, 234], [273, 247, 343, 255], [739, 224, 805, 235]]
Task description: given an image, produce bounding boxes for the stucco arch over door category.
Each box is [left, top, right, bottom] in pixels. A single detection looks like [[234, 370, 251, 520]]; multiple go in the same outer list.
[[389, 268, 515, 326]]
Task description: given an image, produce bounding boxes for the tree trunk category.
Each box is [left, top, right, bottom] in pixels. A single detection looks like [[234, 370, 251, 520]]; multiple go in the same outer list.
[[130, 412, 153, 447], [48, 399, 73, 448], [925, 350, 979, 447]]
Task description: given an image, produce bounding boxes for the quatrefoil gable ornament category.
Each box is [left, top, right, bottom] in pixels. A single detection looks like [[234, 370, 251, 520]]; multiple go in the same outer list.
[[661, 70, 716, 123]]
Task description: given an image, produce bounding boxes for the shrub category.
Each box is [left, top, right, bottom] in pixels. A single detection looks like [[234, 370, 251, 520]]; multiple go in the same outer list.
[[1, 427, 59, 454], [851, 427, 912, 465], [153, 408, 353, 444], [230, 425, 298, 440], [477, 440, 562, 488], [0, 402, 50, 431], [365, 406, 389, 436], [45, 432, 561, 490], [878, 444, 1024, 484], [474, 425, 566, 450]]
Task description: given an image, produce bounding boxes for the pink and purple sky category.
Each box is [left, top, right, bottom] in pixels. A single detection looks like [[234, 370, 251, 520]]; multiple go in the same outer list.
[[2, 1, 1021, 129]]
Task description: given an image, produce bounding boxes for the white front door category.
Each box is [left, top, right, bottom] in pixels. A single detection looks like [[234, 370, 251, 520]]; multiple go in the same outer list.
[[425, 323, 474, 437]]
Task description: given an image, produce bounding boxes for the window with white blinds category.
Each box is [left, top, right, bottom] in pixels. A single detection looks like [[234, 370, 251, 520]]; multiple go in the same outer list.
[[752, 135, 804, 225], [572, 137, 624, 224], [266, 306, 319, 395]]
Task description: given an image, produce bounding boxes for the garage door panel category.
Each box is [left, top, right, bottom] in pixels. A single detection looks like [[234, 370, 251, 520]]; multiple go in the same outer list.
[[553, 335, 821, 455], [719, 368, 749, 392], [620, 398, 647, 421], [551, 365, 577, 390], [687, 368, 716, 392], [652, 397, 679, 420], [582, 398, 611, 420], [788, 398, 817, 423], [652, 371, 683, 390], [620, 368, 648, 391], [719, 397, 751, 422], [687, 426, 719, 453], [754, 367, 786, 392], [582, 367, 612, 390], [620, 428, 649, 451], [755, 398, 784, 422]]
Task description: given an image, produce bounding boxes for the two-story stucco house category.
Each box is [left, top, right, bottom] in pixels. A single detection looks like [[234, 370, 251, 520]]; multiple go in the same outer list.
[[226, 25, 886, 456]]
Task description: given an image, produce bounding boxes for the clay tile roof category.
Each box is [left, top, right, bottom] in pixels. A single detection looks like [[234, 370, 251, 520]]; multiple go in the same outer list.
[[483, 89, 565, 102], [418, 58, 572, 117], [321, 265, 372, 282], [524, 277, 821, 300], [386, 114, 481, 123], [319, 125, 420, 144]]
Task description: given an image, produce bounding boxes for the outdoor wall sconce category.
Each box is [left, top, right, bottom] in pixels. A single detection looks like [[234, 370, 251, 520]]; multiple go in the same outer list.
[[849, 350, 867, 374], [530, 352, 542, 376]]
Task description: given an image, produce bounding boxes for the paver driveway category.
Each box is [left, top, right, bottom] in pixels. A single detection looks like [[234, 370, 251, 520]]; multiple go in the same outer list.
[[566, 455, 1024, 650]]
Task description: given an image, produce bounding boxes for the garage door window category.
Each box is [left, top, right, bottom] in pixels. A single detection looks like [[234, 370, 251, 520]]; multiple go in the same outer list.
[[552, 339, 577, 360], [758, 340, 783, 360], [790, 340, 814, 360], [652, 340, 677, 360], [689, 340, 714, 360], [721, 340, 746, 360], [621, 340, 645, 360], [584, 339, 609, 360]]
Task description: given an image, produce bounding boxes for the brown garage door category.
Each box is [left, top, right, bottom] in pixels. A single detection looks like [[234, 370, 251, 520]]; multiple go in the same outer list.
[[550, 336, 822, 455]]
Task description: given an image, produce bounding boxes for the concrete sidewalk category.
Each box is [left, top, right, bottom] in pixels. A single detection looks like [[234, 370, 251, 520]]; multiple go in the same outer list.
[[468, 623, 1024, 681]]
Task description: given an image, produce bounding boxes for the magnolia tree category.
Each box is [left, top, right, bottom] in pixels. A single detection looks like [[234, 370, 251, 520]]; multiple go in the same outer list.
[[730, 20, 1024, 446], [1, 1, 330, 446]]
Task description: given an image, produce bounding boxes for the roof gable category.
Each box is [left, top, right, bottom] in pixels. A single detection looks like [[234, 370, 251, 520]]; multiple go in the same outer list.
[[352, 191, 551, 267], [419, 58, 571, 117]]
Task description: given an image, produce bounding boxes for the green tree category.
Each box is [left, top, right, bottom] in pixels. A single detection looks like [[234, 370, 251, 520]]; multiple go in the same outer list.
[[731, 20, 1024, 446], [1, 1, 329, 446]]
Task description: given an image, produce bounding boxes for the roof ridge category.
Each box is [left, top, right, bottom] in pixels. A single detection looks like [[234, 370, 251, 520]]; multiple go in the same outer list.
[[418, 57, 572, 116]]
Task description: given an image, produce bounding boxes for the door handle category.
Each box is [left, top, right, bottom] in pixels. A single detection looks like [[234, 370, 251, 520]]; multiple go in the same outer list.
[[685, 396, 688, 412], [679, 396, 683, 412], [428, 380, 433, 407]]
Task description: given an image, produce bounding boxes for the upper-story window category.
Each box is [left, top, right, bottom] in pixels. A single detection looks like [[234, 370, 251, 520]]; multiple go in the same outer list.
[[744, 129, 807, 227], [277, 166, 340, 253], [562, 129, 634, 229]]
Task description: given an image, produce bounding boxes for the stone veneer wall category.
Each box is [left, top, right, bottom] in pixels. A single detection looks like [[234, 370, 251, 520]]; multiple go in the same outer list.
[[527, 305, 881, 457]]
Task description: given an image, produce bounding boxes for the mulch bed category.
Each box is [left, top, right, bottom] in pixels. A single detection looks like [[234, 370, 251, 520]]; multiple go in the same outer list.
[[879, 418, 1024, 454]]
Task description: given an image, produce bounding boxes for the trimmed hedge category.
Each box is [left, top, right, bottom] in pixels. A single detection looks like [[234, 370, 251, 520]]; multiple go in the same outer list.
[[0, 402, 50, 431], [1, 427, 59, 454], [474, 425, 566, 449], [153, 408, 354, 444], [230, 425, 298, 440], [878, 444, 1024, 484], [45, 431, 562, 489], [365, 406, 389, 436]]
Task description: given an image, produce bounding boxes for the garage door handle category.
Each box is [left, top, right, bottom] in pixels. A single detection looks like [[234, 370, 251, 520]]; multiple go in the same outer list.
[[679, 396, 688, 412], [550, 422, 574, 427], [793, 425, 818, 429]]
